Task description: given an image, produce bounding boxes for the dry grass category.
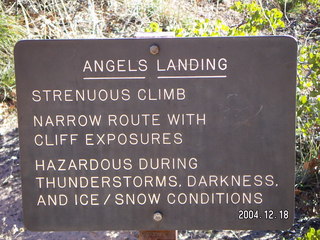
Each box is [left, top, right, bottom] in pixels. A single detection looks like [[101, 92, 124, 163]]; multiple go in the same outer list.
[[3, 0, 231, 39]]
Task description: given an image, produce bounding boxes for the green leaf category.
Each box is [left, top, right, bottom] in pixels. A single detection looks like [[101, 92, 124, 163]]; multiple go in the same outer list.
[[299, 95, 308, 104]]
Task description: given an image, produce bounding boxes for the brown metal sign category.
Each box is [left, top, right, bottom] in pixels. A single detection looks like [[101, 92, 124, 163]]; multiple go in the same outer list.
[[14, 37, 297, 231]]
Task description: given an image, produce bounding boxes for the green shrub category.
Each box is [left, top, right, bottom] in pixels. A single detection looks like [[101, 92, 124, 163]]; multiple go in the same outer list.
[[230, 1, 285, 35], [0, 7, 24, 102], [296, 41, 320, 163], [152, 1, 285, 37], [297, 227, 320, 240]]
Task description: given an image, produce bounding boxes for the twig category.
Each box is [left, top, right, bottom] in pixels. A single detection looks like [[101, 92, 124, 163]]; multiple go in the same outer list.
[[304, 27, 320, 46], [18, 3, 31, 37], [231, 230, 242, 239], [284, 0, 290, 23]]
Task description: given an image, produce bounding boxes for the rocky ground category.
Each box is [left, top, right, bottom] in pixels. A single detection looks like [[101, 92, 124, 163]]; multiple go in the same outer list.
[[0, 103, 319, 239]]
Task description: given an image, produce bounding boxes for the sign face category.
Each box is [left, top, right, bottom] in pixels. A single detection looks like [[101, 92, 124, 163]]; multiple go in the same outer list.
[[14, 37, 297, 231]]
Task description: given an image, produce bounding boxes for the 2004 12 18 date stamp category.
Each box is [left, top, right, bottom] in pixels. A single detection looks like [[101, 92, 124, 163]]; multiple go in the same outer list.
[[238, 209, 290, 220]]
